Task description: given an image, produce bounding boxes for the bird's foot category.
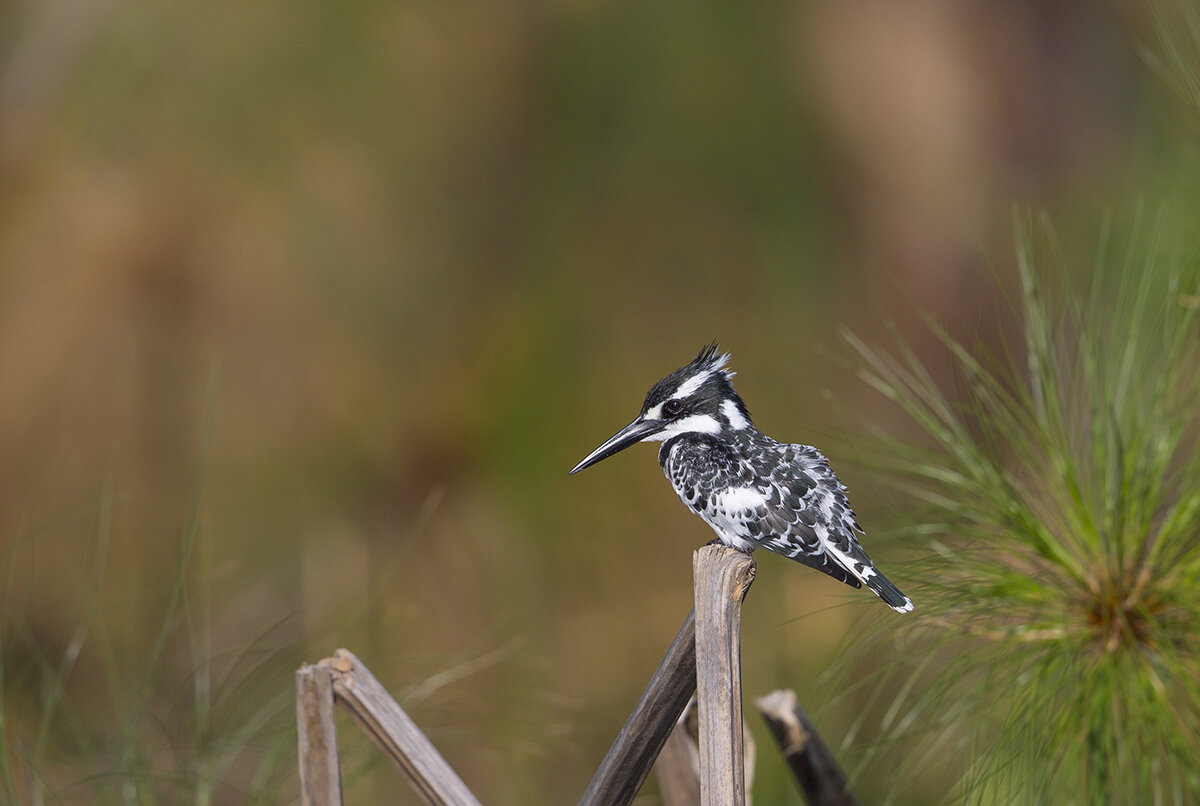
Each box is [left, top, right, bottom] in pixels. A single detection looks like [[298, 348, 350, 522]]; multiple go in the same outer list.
[[704, 537, 755, 556]]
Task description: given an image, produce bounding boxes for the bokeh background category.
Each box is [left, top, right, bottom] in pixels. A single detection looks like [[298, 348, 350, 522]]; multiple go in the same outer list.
[[0, 1, 1191, 803]]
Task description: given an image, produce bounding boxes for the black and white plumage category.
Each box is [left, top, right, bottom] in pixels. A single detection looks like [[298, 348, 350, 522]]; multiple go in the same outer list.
[[570, 344, 913, 613]]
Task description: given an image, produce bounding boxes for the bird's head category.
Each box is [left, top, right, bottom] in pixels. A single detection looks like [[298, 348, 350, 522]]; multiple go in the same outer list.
[[569, 343, 752, 475]]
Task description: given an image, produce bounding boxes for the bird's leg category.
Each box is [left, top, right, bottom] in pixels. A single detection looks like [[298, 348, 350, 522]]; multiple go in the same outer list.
[[703, 537, 756, 556]]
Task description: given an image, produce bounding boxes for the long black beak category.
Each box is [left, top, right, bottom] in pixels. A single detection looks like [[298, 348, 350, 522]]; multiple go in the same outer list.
[[569, 416, 665, 475]]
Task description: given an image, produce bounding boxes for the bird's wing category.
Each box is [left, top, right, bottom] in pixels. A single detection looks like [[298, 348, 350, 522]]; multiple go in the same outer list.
[[749, 444, 871, 590]]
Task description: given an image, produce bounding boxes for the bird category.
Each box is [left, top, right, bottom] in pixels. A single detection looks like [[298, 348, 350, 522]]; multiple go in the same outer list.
[[569, 344, 913, 613]]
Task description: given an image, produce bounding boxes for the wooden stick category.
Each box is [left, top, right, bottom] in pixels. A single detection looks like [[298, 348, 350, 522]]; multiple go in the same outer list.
[[321, 649, 482, 806], [693, 545, 756, 806], [654, 702, 701, 806], [755, 689, 859, 806], [578, 609, 698, 806], [655, 698, 758, 806], [296, 663, 344, 806], [743, 710, 757, 805]]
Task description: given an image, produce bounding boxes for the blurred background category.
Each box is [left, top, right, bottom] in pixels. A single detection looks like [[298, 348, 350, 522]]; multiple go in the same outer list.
[[0, 0, 1190, 803]]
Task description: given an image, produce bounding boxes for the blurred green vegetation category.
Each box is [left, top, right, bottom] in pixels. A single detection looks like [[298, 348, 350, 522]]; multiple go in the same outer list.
[[840, 210, 1200, 804], [1, 0, 1196, 803]]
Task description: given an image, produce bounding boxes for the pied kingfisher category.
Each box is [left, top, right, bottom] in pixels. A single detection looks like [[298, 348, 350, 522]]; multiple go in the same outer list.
[[570, 344, 912, 613]]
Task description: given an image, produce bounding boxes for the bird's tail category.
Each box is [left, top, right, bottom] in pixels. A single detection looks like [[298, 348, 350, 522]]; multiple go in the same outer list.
[[864, 571, 913, 614], [803, 525, 914, 613]]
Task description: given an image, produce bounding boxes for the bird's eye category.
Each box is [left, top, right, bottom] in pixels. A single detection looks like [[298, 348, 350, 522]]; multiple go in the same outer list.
[[663, 399, 684, 416]]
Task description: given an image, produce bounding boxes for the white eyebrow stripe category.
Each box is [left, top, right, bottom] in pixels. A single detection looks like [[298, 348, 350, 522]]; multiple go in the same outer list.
[[672, 370, 711, 400], [644, 402, 664, 419]]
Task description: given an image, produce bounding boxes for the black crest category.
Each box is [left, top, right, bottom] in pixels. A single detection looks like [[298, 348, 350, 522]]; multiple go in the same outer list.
[[641, 343, 751, 424]]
